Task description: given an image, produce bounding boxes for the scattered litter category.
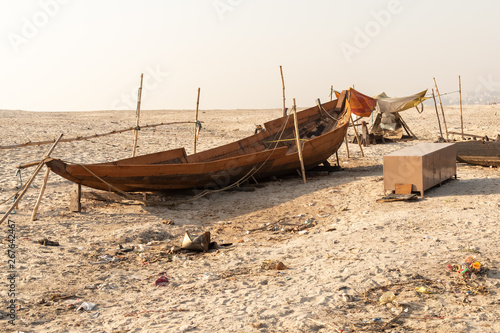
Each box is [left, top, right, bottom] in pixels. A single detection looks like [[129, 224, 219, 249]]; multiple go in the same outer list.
[[379, 291, 396, 304], [93, 255, 120, 264], [37, 238, 59, 246], [76, 302, 96, 312], [341, 292, 352, 302], [415, 286, 433, 294], [261, 260, 288, 271], [178, 324, 195, 332], [181, 231, 211, 252], [154, 274, 169, 287], [115, 244, 134, 255], [162, 219, 175, 225]]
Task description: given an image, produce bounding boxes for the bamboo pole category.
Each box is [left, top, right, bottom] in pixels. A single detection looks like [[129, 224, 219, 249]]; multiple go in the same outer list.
[[0, 134, 63, 225], [280, 66, 286, 117], [132, 73, 144, 157], [7, 121, 197, 152], [459, 75, 464, 139], [330, 85, 333, 102], [431, 89, 444, 140], [292, 98, 306, 184], [31, 167, 50, 221], [344, 133, 350, 158], [350, 117, 364, 157], [433, 77, 448, 141], [194, 87, 201, 154]]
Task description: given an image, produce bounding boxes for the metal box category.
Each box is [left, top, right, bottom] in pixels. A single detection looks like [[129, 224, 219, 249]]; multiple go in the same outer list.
[[383, 143, 456, 196]]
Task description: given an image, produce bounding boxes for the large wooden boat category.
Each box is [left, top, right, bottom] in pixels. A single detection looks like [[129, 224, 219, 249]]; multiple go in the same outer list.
[[455, 140, 500, 167], [45, 93, 351, 192]]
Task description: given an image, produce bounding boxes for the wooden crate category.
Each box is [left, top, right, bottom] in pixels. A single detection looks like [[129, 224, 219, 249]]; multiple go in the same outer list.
[[383, 143, 456, 196]]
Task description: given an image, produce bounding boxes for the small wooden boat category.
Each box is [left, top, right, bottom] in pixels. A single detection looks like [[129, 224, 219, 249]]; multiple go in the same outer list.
[[455, 140, 500, 167], [46, 93, 351, 192]]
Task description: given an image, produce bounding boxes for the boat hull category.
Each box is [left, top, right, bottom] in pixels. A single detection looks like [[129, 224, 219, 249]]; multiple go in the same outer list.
[[456, 141, 500, 167], [46, 97, 350, 192]]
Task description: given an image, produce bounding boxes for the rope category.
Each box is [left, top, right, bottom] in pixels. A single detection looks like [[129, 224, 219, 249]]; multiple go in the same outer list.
[[415, 97, 425, 114], [0, 121, 199, 150], [60, 115, 292, 207], [76, 164, 141, 202], [167, 114, 293, 206]]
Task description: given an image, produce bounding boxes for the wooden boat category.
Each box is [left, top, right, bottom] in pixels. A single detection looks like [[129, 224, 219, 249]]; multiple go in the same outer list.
[[45, 92, 351, 192], [455, 140, 500, 167]]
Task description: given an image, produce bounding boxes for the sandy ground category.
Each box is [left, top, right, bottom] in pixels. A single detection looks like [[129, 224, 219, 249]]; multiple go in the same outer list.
[[0, 103, 499, 333]]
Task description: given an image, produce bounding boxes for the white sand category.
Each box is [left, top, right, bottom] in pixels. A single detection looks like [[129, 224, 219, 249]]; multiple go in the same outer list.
[[0, 104, 499, 332]]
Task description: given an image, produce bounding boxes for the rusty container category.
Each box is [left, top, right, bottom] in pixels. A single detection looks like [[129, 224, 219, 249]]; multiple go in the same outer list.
[[383, 143, 456, 196]]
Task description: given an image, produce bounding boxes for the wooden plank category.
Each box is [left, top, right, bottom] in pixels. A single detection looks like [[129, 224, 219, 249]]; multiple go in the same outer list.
[[334, 90, 348, 112], [395, 183, 412, 195], [377, 193, 418, 203]]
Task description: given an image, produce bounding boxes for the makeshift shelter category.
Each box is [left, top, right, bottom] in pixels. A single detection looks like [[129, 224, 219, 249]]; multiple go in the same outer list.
[[371, 90, 428, 141]]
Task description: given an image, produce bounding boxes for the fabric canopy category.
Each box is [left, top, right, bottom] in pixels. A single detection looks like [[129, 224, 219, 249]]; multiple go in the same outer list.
[[348, 88, 376, 117], [334, 89, 376, 117], [374, 90, 428, 114]]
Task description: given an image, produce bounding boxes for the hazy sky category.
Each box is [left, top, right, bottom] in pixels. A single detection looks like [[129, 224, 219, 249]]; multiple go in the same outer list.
[[1, 0, 499, 111]]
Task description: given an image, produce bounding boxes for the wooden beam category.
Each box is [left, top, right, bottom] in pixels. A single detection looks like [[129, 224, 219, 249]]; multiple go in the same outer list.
[[69, 183, 82, 212]]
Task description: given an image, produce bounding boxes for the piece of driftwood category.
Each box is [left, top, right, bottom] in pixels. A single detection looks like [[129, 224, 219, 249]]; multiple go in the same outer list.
[[0, 134, 63, 225], [376, 193, 418, 203]]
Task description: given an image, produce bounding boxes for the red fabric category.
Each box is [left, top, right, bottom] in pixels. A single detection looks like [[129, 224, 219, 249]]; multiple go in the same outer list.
[[348, 89, 376, 117]]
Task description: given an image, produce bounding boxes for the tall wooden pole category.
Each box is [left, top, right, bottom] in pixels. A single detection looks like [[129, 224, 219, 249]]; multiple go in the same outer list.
[[194, 87, 201, 154], [459, 75, 464, 139], [432, 89, 444, 140], [330, 85, 333, 102], [31, 167, 50, 221], [0, 134, 63, 225], [132, 73, 144, 157], [280, 66, 286, 117], [433, 77, 448, 141], [292, 98, 306, 184]]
